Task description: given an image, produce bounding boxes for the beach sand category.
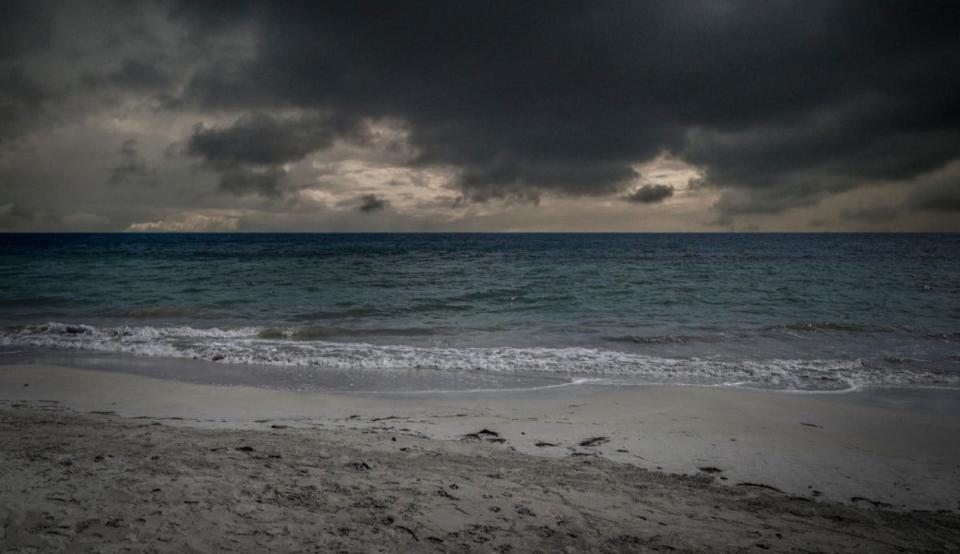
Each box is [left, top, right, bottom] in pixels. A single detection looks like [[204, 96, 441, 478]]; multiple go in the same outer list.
[[2, 364, 959, 552]]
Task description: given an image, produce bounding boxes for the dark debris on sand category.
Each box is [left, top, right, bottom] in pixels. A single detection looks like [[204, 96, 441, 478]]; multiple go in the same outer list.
[[578, 436, 610, 447]]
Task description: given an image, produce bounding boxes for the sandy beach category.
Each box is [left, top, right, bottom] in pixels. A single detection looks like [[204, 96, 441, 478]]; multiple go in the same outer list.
[[2, 364, 959, 552]]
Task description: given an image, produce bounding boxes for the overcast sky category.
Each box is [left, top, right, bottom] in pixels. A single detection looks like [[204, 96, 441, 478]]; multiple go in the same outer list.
[[1, 1, 959, 231]]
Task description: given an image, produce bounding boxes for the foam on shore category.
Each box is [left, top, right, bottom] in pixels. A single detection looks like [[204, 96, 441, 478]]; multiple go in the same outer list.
[[4, 322, 960, 391]]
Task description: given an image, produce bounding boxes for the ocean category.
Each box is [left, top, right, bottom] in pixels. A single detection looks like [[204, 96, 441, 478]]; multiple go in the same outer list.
[[1, 233, 958, 392]]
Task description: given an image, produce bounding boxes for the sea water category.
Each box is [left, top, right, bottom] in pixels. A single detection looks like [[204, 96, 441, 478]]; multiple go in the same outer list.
[[1, 233, 958, 392]]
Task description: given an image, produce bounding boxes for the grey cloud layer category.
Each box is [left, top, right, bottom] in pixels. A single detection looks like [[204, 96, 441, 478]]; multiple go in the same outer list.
[[1, 0, 959, 229], [624, 184, 674, 204], [185, 113, 359, 196], [170, 2, 960, 210], [355, 193, 389, 213]]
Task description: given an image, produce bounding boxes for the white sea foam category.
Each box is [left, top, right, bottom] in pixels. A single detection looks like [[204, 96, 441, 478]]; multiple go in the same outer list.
[[3, 322, 959, 391]]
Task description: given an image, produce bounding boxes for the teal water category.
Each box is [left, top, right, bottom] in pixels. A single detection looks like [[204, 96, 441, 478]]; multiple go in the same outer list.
[[1, 233, 958, 391]]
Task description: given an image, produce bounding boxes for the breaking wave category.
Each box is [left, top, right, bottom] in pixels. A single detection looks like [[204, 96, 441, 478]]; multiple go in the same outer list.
[[4, 322, 960, 392]]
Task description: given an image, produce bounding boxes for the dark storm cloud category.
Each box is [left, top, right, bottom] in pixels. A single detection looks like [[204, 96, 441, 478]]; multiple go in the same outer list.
[[840, 205, 903, 224], [907, 181, 960, 212], [2, 0, 960, 229], [712, 184, 826, 216], [107, 139, 157, 186], [0, 2, 174, 146], [0, 66, 48, 144], [0, 1, 52, 144], [218, 167, 287, 197], [82, 60, 171, 91], [623, 184, 674, 204], [187, 113, 350, 169], [0, 2, 53, 59], [163, 1, 960, 213], [355, 193, 389, 213], [185, 113, 359, 196]]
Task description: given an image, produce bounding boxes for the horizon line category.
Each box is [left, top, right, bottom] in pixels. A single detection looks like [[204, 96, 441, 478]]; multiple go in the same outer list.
[[2, 231, 958, 235]]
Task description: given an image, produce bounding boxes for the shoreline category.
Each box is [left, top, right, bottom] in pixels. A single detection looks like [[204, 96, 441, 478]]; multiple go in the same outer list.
[[2, 364, 959, 513], [5, 344, 959, 396]]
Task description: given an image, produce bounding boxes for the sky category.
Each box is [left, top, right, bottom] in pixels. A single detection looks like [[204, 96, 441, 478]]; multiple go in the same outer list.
[[1, 1, 959, 232]]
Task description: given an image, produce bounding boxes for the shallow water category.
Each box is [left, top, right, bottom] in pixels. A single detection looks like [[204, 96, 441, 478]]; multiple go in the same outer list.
[[2, 233, 958, 391]]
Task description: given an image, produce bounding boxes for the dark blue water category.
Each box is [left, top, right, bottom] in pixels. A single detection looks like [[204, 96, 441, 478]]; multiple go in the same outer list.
[[1, 233, 958, 391]]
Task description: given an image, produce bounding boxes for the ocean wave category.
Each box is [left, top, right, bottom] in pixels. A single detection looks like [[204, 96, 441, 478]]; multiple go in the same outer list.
[[0, 295, 71, 307], [2, 322, 258, 340], [3, 322, 959, 391], [926, 332, 960, 342], [769, 322, 892, 333], [115, 306, 218, 319], [288, 307, 392, 321], [610, 321, 957, 346], [256, 326, 449, 339], [607, 334, 724, 345], [608, 322, 885, 345]]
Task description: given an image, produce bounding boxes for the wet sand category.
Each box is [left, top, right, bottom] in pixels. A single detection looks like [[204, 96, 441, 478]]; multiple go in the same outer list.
[[1, 364, 959, 552]]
